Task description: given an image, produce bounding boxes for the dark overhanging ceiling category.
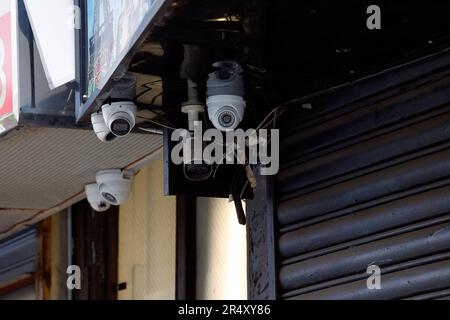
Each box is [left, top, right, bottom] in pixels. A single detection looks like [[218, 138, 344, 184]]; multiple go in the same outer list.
[[266, 0, 450, 101], [142, 0, 450, 104]]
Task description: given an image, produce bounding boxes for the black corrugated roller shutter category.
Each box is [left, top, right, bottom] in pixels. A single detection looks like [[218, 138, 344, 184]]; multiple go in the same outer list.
[[276, 50, 450, 300], [0, 228, 36, 285]]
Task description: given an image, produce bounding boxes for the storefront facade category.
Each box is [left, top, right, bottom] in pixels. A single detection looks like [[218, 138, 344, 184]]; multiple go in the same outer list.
[[2, 0, 450, 301]]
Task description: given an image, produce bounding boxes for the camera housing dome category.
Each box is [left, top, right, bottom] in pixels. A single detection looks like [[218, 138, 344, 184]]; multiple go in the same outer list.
[[85, 183, 111, 212], [96, 169, 133, 206], [91, 112, 117, 142], [207, 61, 246, 132], [102, 101, 137, 138], [206, 95, 246, 132]]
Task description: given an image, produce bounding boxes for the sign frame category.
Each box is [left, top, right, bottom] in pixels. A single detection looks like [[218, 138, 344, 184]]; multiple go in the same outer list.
[[75, 0, 171, 123]]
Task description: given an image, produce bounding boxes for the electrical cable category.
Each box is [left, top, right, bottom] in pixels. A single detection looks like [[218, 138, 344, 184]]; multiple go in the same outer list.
[[240, 180, 249, 200], [256, 106, 283, 130], [135, 87, 153, 100], [138, 127, 164, 135], [136, 116, 177, 131]]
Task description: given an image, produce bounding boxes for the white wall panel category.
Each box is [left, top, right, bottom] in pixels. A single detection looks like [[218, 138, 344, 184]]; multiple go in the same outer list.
[[118, 158, 176, 300], [196, 198, 247, 300]]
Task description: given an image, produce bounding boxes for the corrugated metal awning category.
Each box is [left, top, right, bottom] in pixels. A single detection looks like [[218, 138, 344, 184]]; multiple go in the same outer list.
[[0, 126, 162, 240]]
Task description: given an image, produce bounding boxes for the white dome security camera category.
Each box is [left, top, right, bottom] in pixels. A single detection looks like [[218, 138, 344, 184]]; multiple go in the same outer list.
[[91, 112, 117, 143], [207, 95, 246, 132], [102, 101, 137, 138], [85, 183, 111, 212], [96, 169, 133, 206], [207, 61, 246, 132]]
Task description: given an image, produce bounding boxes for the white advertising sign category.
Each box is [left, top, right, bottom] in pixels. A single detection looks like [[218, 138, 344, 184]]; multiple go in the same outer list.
[[24, 0, 76, 89]]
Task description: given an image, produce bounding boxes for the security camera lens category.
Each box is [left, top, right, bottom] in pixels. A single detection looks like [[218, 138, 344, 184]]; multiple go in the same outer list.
[[111, 119, 131, 137], [102, 192, 118, 205], [222, 114, 233, 124], [219, 110, 236, 128]]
